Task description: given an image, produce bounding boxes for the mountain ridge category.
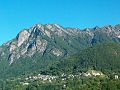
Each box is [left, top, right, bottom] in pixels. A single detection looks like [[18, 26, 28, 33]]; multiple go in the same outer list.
[[1, 23, 120, 45], [0, 23, 120, 78], [1, 23, 120, 65]]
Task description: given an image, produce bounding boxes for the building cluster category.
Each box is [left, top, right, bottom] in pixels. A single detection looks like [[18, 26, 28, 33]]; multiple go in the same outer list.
[[25, 74, 58, 82]]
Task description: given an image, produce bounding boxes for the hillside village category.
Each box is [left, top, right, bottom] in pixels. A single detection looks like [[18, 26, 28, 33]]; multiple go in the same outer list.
[[6, 70, 119, 87]]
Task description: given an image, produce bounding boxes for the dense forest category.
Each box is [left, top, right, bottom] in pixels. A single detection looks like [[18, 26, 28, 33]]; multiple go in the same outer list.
[[44, 42, 120, 75], [0, 42, 120, 90], [0, 71, 120, 90]]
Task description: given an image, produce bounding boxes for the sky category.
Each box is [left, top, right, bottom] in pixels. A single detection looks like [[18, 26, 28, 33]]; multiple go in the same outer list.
[[0, 0, 120, 45]]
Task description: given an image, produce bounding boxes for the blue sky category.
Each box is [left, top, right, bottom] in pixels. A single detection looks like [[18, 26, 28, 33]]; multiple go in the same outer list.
[[0, 0, 120, 45]]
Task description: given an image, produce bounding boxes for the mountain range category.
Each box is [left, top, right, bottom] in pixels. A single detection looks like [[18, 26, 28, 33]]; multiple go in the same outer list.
[[0, 23, 120, 78]]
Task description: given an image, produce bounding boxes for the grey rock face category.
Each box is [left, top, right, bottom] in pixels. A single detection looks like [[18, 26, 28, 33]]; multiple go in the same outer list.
[[17, 30, 31, 47]]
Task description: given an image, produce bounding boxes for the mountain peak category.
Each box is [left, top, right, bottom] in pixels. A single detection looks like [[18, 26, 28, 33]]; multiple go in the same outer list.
[[31, 23, 62, 29], [94, 26, 100, 30], [30, 23, 69, 37]]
